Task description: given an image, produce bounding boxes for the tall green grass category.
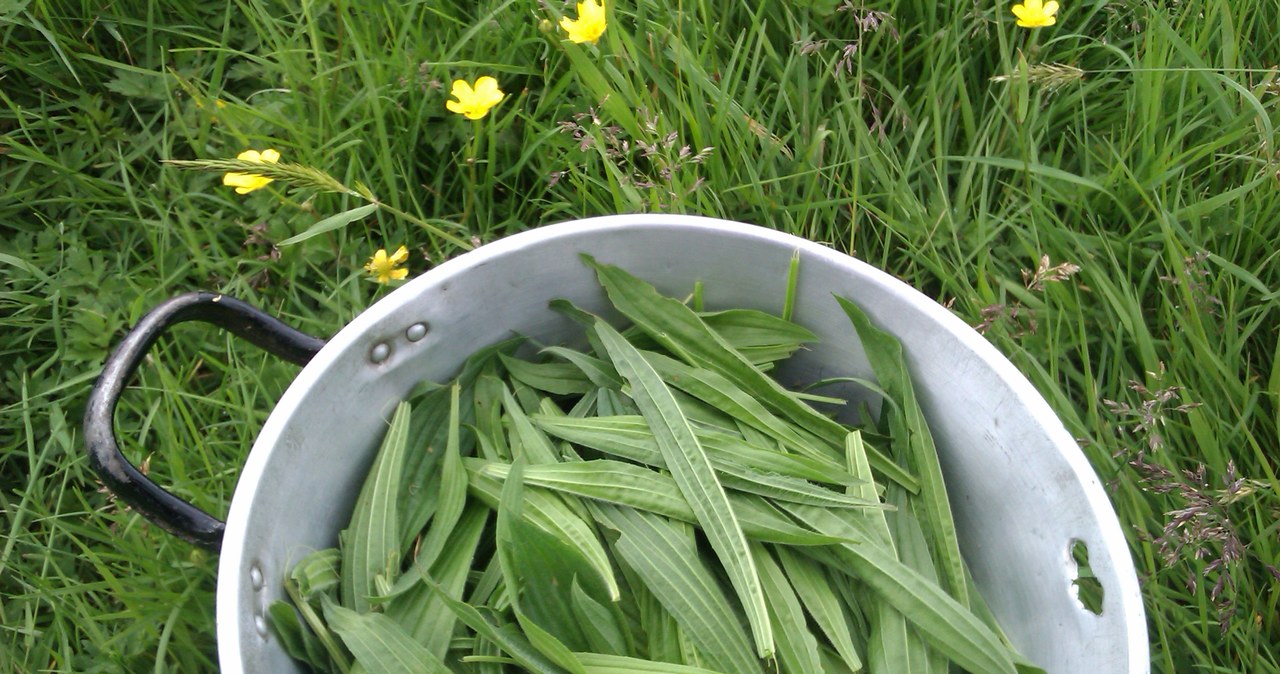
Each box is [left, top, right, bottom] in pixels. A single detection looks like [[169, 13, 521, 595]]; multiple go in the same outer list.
[[3, 0, 1278, 671]]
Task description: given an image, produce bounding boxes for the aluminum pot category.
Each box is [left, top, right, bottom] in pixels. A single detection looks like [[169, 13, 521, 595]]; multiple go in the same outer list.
[[85, 214, 1148, 673]]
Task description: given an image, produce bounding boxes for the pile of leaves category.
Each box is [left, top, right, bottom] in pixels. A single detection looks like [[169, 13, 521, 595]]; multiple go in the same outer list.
[[272, 257, 1042, 674]]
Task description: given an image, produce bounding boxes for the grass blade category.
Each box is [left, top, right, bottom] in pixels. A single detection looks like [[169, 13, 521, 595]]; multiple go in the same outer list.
[[278, 203, 379, 246]]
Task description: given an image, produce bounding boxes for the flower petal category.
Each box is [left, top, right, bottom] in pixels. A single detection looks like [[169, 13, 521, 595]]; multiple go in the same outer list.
[[388, 246, 410, 264], [450, 79, 474, 99], [474, 76, 499, 97], [1043, 0, 1059, 16], [260, 149, 281, 163]]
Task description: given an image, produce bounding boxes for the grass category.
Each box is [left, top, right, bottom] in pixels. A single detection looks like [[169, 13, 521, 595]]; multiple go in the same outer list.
[[2, 0, 1279, 671]]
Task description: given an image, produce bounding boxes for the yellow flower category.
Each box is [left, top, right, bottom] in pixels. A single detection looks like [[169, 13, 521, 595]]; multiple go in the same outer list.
[[560, 0, 607, 44], [222, 149, 281, 194], [1011, 0, 1059, 28], [365, 246, 410, 284], [446, 77, 504, 120]]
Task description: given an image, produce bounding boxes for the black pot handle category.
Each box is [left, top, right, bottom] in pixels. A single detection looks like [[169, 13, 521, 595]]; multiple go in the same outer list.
[[83, 292, 326, 551]]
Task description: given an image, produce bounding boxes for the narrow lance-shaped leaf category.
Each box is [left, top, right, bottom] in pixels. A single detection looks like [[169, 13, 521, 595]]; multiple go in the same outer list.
[[571, 577, 629, 656], [595, 317, 774, 660], [844, 430, 917, 673], [321, 595, 452, 674], [584, 255, 918, 492], [532, 414, 857, 487], [783, 503, 1018, 674], [423, 576, 572, 674], [471, 458, 845, 546], [575, 652, 733, 674], [836, 294, 968, 608], [595, 505, 762, 674], [385, 503, 489, 656], [752, 542, 826, 674], [496, 457, 591, 674], [500, 352, 596, 396], [775, 546, 864, 673], [466, 464, 622, 599], [341, 402, 411, 612], [411, 383, 467, 572]]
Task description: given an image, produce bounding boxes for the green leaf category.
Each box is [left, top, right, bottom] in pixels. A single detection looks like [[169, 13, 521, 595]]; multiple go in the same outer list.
[[386, 504, 489, 656], [783, 504, 1017, 674], [501, 353, 597, 395], [836, 295, 968, 607], [595, 318, 773, 659], [584, 255, 917, 492], [775, 546, 864, 672], [532, 414, 856, 487], [467, 464, 622, 600], [424, 577, 572, 674], [752, 543, 825, 674], [341, 402, 411, 612], [268, 601, 333, 672], [571, 578, 629, 656], [542, 346, 625, 389], [575, 652, 732, 674], [597, 506, 762, 674], [411, 383, 468, 572], [321, 596, 452, 674], [501, 384, 564, 464], [278, 203, 379, 246], [473, 458, 840, 545]]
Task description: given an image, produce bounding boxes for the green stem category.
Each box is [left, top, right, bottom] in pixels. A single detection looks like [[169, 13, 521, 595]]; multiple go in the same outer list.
[[377, 202, 475, 251]]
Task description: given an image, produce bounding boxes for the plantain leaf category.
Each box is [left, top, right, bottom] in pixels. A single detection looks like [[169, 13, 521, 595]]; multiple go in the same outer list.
[[752, 542, 826, 674], [341, 402, 411, 612], [321, 596, 452, 674], [594, 317, 774, 660], [775, 546, 864, 673], [501, 352, 596, 395], [474, 457, 842, 546], [571, 578, 629, 656], [467, 463, 621, 600], [783, 503, 1017, 674], [575, 651, 732, 674], [386, 503, 488, 656], [584, 255, 918, 493], [836, 295, 968, 607], [597, 505, 762, 674]]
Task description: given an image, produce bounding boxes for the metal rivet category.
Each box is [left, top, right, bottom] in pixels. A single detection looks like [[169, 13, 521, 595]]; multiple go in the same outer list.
[[249, 563, 264, 591], [254, 613, 269, 637], [406, 322, 429, 342], [370, 342, 391, 364]]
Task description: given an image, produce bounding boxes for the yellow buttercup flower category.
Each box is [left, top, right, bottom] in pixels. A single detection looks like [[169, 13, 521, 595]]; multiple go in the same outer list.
[[446, 77, 504, 120], [365, 246, 410, 284], [1011, 0, 1059, 28], [560, 0, 607, 44], [222, 149, 281, 194]]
